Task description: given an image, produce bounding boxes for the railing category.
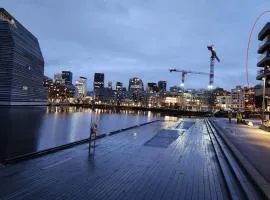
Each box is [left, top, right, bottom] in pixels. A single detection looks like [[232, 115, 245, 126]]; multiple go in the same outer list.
[[257, 69, 264, 76], [258, 36, 270, 49], [257, 68, 270, 77], [258, 52, 267, 62]]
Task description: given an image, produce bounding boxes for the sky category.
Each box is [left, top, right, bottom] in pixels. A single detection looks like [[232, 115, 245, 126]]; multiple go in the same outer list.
[[1, 0, 270, 91]]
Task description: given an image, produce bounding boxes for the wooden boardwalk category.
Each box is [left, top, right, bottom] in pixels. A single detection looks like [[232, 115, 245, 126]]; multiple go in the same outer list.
[[0, 120, 229, 200]]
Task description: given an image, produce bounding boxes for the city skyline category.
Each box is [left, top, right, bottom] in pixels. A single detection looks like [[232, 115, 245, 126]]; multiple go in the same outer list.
[[1, 1, 270, 91]]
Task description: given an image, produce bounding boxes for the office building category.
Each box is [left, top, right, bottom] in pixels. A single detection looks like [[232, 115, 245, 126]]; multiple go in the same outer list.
[[54, 73, 65, 84], [158, 81, 167, 91], [94, 73, 104, 90], [75, 76, 87, 98], [116, 82, 123, 91], [95, 88, 114, 102], [128, 77, 144, 93], [0, 8, 47, 105], [62, 71, 72, 85], [170, 85, 180, 93], [147, 82, 158, 93], [108, 81, 112, 90]]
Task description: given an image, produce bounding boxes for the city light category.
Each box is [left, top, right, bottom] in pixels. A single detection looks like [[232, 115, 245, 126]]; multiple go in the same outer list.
[[208, 85, 214, 90]]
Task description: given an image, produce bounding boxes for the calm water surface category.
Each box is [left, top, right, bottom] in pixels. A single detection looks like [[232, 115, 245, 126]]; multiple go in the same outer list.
[[0, 106, 161, 160]]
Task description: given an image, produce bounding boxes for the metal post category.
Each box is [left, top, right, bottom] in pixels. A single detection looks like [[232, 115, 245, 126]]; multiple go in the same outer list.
[[262, 77, 266, 122]]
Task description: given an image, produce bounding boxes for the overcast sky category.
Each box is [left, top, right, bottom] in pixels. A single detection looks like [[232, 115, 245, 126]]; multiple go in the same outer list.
[[2, 0, 270, 90]]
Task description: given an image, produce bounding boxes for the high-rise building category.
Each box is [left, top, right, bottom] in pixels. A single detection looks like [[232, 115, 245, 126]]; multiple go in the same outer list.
[[116, 82, 123, 91], [94, 73, 104, 90], [108, 81, 112, 90], [170, 85, 180, 93], [75, 76, 87, 98], [128, 77, 144, 93], [256, 22, 270, 110], [147, 82, 158, 93], [158, 81, 167, 91], [0, 8, 47, 105], [54, 73, 65, 84], [62, 71, 73, 85]]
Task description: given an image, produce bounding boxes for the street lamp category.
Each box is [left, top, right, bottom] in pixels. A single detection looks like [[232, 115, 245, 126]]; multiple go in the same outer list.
[[262, 76, 266, 122]]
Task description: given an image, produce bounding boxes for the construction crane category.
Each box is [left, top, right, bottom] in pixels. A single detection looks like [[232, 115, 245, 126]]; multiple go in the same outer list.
[[169, 68, 209, 88], [207, 45, 220, 89]]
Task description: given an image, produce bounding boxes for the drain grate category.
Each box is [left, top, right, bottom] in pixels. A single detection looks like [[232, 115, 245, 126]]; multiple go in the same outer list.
[[144, 129, 180, 148]]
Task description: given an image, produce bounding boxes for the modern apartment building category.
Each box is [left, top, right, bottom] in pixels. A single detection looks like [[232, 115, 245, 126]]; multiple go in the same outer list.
[[256, 22, 270, 110]]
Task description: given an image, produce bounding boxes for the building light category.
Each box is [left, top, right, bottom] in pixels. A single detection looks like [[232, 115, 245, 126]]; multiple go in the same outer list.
[[22, 86, 28, 91]]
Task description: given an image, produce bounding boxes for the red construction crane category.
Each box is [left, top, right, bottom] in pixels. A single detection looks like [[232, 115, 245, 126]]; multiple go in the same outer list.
[[169, 68, 209, 88], [207, 45, 220, 89]]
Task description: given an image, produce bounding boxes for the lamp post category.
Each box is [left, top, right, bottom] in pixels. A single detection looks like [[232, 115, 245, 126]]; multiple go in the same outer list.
[[262, 76, 266, 122]]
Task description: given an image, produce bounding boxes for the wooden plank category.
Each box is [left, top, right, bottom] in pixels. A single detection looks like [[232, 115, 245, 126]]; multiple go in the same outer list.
[[0, 120, 232, 200]]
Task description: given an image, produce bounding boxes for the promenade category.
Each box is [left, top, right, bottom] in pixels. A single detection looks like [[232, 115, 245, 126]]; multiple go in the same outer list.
[[213, 118, 270, 183], [0, 120, 231, 200]]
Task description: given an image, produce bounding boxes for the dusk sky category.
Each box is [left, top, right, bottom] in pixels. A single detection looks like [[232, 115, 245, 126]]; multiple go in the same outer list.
[[2, 0, 270, 90]]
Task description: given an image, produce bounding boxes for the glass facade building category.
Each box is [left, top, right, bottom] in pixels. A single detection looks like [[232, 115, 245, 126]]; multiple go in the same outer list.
[[128, 77, 144, 93], [147, 82, 158, 93], [0, 8, 47, 105], [62, 71, 73, 85], [158, 81, 167, 92], [94, 73, 104, 90]]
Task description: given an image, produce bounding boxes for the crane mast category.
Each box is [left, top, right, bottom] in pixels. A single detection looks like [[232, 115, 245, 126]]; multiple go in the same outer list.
[[207, 45, 220, 89]]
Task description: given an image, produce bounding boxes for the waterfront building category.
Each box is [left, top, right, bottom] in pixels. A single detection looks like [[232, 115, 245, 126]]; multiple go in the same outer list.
[[62, 71, 73, 85], [256, 22, 270, 110], [108, 81, 112, 90], [54, 73, 65, 84], [116, 82, 123, 91], [147, 82, 158, 93], [75, 76, 87, 98], [128, 77, 144, 102], [128, 77, 144, 93], [43, 76, 53, 87], [94, 73, 104, 90], [169, 85, 181, 93], [213, 87, 230, 110], [231, 86, 245, 110], [45, 81, 75, 103], [158, 81, 167, 92], [215, 95, 232, 110], [94, 88, 114, 103], [0, 8, 47, 105]]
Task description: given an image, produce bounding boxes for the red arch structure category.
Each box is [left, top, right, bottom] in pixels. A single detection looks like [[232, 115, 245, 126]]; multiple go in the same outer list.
[[246, 10, 270, 87]]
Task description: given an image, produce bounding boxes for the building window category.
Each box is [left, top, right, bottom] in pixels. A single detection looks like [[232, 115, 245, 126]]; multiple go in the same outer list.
[[22, 86, 28, 91]]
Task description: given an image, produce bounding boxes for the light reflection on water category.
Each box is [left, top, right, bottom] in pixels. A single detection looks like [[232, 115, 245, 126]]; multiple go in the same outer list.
[[0, 106, 161, 160]]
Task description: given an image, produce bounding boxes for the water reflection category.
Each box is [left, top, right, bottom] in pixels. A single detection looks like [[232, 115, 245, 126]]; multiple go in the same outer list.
[[0, 106, 161, 161]]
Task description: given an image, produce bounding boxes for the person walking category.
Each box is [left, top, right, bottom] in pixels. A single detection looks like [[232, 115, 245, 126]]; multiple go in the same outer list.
[[228, 111, 232, 124], [236, 112, 240, 124]]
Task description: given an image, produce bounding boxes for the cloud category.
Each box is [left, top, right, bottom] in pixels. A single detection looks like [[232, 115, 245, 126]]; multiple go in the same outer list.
[[2, 0, 269, 90]]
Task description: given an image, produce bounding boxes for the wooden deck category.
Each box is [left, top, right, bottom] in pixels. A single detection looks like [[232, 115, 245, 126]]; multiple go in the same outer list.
[[0, 120, 229, 200]]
